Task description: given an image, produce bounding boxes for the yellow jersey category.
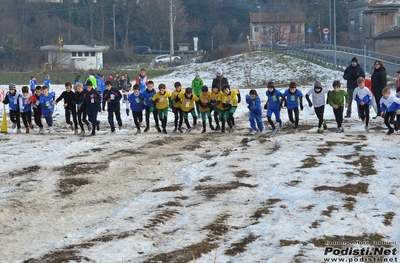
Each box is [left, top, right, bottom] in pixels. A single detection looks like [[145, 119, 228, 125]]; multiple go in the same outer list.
[[199, 91, 212, 113], [210, 90, 224, 111], [179, 93, 199, 112], [171, 89, 184, 108], [221, 89, 240, 107], [152, 90, 171, 109]]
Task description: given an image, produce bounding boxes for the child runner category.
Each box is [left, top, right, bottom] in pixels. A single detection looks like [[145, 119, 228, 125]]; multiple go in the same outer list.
[[140, 80, 160, 132], [19, 86, 33, 133], [305, 81, 330, 133], [103, 80, 123, 133], [246, 89, 264, 135], [127, 84, 143, 134], [171, 82, 184, 133], [379, 87, 400, 135], [353, 77, 373, 132], [39, 85, 55, 133], [198, 85, 215, 133], [55, 82, 78, 134], [282, 82, 304, 133], [3, 83, 21, 133], [27, 86, 44, 134], [327, 80, 349, 133], [265, 81, 283, 134], [396, 87, 400, 131], [221, 84, 241, 133], [75, 83, 91, 135], [82, 81, 101, 135], [179, 87, 199, 133], [135, 68, 148, 93], [210, 84, 223, 131], [151, 83, 171, 134]]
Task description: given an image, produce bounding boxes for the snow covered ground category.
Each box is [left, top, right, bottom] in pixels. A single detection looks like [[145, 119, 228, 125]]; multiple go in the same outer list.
[[1, 52, 399, 263]]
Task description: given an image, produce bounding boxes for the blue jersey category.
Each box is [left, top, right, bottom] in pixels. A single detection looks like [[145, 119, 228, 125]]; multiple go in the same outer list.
[[245, 94, 262, 116], [353, 87, 372, 105], [43, 78, 51, 89], [29, 79, 37, 93], [282, 89, 303, 110], [128, 93, 144, 112], [380, 95, 400, 112], [266, 89, 283, 109], [39, 92, 55, 117], [19, 95, 32, 113], [4, 92, 20, 111], [140, 88, 156, 108]]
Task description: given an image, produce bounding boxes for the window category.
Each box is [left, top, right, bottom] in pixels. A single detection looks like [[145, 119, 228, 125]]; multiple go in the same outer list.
[[262, 26, 267, 35], [78, 52, 83, 57], [91, 52, 95, 56], [396, 15, 400, 26], [84, 52, 89, 57], [72, 52, 77, 57], [291, 26, 296, 33]]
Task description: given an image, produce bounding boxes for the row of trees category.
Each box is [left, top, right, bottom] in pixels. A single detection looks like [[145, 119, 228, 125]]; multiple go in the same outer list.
[[0, 0, 348, 70]]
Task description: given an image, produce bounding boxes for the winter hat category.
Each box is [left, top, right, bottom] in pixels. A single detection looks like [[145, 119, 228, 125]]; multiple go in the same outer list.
[[9, 83, 16, 90], [174, 82, 181, 88], [216, 68, 222, 75], [351, 57, 358, 63], [397, 87, 400, 93], [202, 85, 208, 92], [314, 81, 322, 88]]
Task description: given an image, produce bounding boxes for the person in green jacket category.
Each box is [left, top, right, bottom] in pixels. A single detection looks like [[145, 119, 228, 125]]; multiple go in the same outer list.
[[191, 72, 204, 118], [328, 80, 349, 133]]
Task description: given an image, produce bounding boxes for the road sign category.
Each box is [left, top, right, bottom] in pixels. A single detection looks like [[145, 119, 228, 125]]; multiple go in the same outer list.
[[322, 27, 330, 35], [323, 34, 329, 42], [307, 27, 312, 33]]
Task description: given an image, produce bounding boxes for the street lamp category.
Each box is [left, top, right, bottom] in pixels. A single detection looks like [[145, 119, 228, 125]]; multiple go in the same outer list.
[[333, 0, 337, 67]]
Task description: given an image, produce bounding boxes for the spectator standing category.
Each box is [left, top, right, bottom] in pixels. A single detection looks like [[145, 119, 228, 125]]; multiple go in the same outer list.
[[371, 60, 387, 118], [343, 57, 365, 118]]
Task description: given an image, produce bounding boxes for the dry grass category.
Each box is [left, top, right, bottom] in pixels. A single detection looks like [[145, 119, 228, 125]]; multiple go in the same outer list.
[[195, 181, 257, 199], [152, 184, 183, 192], [314, 182, 368, 196], [53, 162, 108, 176]]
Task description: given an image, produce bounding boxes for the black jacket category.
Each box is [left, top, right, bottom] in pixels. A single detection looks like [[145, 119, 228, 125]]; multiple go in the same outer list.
[[343, 63, 365, 90], [55, 91, 76, 110], [212, 76, 229, 90], [371, 66, 387, 94]]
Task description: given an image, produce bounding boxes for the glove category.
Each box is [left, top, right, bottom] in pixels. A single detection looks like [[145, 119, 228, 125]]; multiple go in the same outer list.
[[208, 103, 215, 110], [308, 102, 312, 107], [300, 105, 304, 111], [126, 108, 130, 116], [149, 107, 154, 112], [172, 108, 177, 114], [247, 106, 250, 110], [174, 96, 180, 103], [202, 102, 208, 107], [154, 98, 160, 103], [222, 103, 231, 109], [264, 102, 268, 110], [168, 100, 173, 108]]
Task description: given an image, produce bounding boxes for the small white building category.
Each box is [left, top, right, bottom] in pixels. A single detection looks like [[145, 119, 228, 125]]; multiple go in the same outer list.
[[40, 44, 109, 71]]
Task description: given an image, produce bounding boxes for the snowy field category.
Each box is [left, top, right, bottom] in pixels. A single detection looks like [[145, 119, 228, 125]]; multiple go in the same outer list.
[[0, 52, 399, 263]]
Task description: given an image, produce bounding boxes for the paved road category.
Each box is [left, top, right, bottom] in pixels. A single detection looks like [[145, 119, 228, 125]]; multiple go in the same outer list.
[[309, 49, 400, 77]]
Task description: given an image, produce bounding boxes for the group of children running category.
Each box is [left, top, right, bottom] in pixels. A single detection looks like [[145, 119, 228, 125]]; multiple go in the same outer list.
[[2, 76, 400, 136], [246, 77, 400, 136]]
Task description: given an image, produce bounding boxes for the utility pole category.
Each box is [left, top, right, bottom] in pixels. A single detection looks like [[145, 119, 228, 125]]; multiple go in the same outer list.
[[169, 0, 174, 66], [334, 0, 337, 67], [113, 5, 116, 49]]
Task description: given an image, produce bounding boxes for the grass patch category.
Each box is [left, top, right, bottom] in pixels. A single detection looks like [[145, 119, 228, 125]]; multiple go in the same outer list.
[[317, 148, 331, 155], [321, 205, 339, 217], [91, 148, 102, 152], [314, 182, 368, 196], [383, 212, 395, 226], [300, 155, 321, 168], [250, 199, 281, 220], [145, 209, 179, 228], [199, 176, 213, 182], [310, 234, 385, 247], [54, 162, 108, 176], [58, 177, 90, 196], [344, 154, 377, 176], [225, 234, 259, 256], [195, 181, 257, 199], [286, 180, 302, 186], [9, 165, 40, 178], [280, 239, 301, 246], [343, 197, 356, 211], [325, 141, 357, 147], [234, 170, 252, 178], [203, 214, 230, 241], [310, 220, 320, 228], [157, 201, 182, 208], [152, 184, 182, 192], [181, 142, 201, 151]]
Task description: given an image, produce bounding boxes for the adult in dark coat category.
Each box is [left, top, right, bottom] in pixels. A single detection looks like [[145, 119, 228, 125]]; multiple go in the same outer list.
[[211, 68, 229, 91], [343, 57, 365, 118], [371, 60, 387, 118]]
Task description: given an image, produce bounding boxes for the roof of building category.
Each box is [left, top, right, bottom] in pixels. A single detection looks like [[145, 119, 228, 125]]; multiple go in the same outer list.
[[374, 26, 400, 39], [249, 12, 306, 24], [40, 44, 109, 52]]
